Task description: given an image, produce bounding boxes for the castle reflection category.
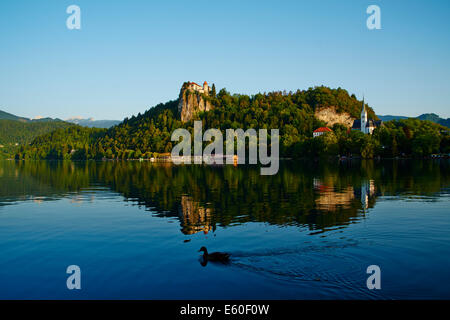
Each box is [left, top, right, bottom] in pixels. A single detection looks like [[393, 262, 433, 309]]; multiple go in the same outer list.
[[179, 196, 213, 235]]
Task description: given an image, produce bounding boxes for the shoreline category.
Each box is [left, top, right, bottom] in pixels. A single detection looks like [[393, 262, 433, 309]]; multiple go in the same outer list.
[[3, 156, 450, 162]]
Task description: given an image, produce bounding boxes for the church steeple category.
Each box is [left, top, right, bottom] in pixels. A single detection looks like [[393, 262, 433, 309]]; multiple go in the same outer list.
[[361, 96, 368, 134]]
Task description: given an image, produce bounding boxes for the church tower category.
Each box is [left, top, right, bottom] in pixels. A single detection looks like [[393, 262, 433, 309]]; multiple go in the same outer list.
[[361, 97, 367, 134]]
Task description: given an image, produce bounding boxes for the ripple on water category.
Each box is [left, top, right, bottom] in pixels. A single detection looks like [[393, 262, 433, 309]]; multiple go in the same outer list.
[[228, 242, 390, 299]]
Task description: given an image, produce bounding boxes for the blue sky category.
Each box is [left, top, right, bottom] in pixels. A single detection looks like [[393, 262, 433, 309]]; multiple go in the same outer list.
[[0, 0, 449, 120]]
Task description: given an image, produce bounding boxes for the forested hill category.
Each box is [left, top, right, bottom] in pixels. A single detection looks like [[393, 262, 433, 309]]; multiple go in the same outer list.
[[100, 86, 378, 155], [0, 110, 29, 122], [16, 85, 450, 160], [417, 114, 450, 128], [0, 119, 72, 144], [0, 119, 73, 159], [0, 109, 73, 158], [16, 86, 376, 159], [378, 113, 450, 128]]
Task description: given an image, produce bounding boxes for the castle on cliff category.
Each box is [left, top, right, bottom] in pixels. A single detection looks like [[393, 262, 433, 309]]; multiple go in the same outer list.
[[178, 81, 213, 122], [186, 81, 210, 95]]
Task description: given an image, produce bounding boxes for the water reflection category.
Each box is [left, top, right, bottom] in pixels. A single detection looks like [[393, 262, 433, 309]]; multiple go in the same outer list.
[[1, 160, 449, 235], [179, 196, 213, 235]]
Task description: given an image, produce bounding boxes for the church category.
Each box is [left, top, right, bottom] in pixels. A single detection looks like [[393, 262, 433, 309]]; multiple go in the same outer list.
[[351, 98, 383, 134]]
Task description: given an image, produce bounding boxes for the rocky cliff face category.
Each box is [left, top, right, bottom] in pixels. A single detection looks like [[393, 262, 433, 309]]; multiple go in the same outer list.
[[314, 106, 355, 128], [178, 84, 213, 122]]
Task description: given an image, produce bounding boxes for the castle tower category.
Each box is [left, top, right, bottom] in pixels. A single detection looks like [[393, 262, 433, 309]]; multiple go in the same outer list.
[[203, 81, 209, 94], [361, 97, 367, 134]]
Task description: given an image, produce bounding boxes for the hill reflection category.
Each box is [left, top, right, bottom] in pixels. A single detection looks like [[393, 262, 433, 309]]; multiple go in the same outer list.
[[1, 160, 449, 235]]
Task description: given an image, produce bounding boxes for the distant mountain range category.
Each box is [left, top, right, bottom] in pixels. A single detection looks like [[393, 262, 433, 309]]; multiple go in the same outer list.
[[378, 113, 450, 128], [0, 109, 120, 128], [0, 110, 27, 121], [0, 110, 61, 123], [66, 117, 121, 128]]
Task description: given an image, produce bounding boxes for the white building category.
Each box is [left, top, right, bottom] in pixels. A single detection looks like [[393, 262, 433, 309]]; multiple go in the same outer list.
[[351, 98, 382, 134], [313, 127, 332, 137]]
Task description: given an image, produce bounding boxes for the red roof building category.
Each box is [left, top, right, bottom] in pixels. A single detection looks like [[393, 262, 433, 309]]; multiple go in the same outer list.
[[313, 127, 332, 137]]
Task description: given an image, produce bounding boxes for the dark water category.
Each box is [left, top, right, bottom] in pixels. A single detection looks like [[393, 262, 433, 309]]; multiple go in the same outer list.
[[0, 160, 449, 299]]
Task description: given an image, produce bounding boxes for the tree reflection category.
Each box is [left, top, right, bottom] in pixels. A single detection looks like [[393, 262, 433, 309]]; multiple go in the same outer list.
[[1, 159, 449, 235]]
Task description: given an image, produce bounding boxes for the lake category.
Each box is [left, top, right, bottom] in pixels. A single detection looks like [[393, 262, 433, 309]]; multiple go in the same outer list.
[[0, 159, 449, 299]]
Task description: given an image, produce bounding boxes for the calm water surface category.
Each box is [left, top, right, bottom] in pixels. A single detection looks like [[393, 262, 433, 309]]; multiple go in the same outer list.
[[0, 160, 449, 299]]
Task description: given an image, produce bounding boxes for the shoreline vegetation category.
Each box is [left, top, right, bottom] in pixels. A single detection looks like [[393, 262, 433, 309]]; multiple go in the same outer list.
[[3, 86, 449, 161], [5, 154, 450, 163]]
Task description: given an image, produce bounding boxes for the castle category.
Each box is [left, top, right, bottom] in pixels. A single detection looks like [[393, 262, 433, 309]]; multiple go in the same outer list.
[[186, 81, 210, 95], [351, 98, 382, 134]]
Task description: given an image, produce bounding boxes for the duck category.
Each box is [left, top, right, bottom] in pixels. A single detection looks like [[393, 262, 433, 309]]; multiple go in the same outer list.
[[198, 246, 230, 263]]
